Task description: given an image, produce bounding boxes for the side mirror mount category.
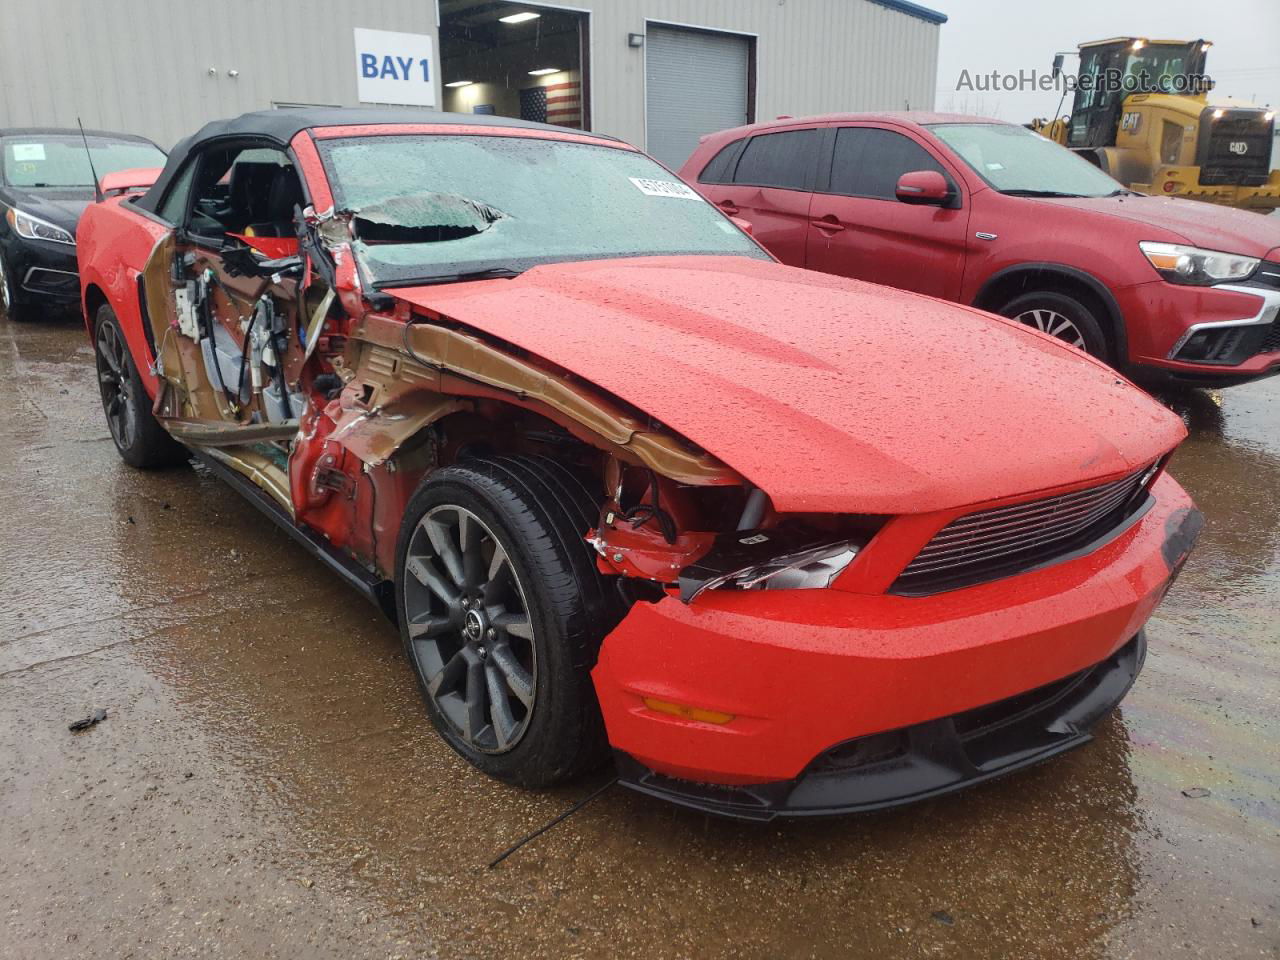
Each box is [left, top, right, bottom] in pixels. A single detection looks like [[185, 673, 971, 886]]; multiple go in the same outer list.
[[895, 170, 958, 208], [730, 215, 754, 236]]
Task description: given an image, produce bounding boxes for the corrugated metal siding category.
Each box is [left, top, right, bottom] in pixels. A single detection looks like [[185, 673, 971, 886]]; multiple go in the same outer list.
[[645, 25, 750, 169], [587, 0, 940, 149], [0, 0, 439, 148], [0, 0, 937, 151]]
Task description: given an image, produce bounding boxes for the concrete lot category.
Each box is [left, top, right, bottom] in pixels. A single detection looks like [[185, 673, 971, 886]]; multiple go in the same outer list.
[[1, 315, 1277, 960]]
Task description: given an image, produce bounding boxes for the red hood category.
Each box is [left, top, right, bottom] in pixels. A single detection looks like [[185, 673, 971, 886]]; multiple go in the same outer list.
[[1042, 194, 1280, 260], [392, 257, 1186, 515]]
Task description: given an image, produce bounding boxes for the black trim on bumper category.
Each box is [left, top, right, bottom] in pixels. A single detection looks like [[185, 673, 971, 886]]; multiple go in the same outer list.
[[615, 631, 1147, 822], [1130, 364, 1280, 390], [2, 235, 80, 306]]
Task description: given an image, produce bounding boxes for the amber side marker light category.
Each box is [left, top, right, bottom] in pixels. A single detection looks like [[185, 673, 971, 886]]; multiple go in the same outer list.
[[643, 698, 735, 725]]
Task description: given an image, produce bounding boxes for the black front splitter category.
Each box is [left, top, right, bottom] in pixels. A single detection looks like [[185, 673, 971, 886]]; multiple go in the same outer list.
[[614, 631, 1147, 822]]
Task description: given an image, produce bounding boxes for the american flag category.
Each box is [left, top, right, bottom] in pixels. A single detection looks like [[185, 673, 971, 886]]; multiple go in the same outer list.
[[519, 81, 581, 128]]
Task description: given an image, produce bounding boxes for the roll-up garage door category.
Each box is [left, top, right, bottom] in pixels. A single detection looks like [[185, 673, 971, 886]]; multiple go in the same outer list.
[[645, 24, 751, 170]]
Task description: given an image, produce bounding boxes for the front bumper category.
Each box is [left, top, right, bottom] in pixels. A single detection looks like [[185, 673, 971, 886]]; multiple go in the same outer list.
[[2, 235, 80, 306], [593, 474, 1201, 809], [615, 631, 1146, 820], [1118, 279, 1280, 387], [1134, 167, 1280, 212]]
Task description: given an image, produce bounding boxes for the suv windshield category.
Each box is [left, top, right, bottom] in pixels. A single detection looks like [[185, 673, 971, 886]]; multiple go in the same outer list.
[[928, 123, 1124, 198], [316, 134, 766, 285], [1, 136, 166, 188]]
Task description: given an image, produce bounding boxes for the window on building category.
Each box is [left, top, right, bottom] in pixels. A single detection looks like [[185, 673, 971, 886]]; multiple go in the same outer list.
[[732, 130, 819, 190], [829, 128, 945, 200]]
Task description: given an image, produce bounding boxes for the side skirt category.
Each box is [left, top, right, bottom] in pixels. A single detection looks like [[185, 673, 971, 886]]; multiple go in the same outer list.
[[189, 447, 397, 622]]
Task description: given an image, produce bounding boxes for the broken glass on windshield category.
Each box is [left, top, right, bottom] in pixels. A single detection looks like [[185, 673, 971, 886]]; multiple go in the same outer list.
[[351, 192, 505, 244], [316, 134, 767, 285]]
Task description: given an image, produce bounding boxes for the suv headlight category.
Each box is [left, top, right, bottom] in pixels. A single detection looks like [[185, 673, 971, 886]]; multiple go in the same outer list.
[[1139, 241, 1258, 285], [678, 529, 866, 603], [5, 207, 76, 245]]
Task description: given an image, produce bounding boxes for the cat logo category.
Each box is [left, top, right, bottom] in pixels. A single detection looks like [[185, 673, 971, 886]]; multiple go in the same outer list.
[[1228, 141, 1249, 155], [1121, 111, 1142, 133]]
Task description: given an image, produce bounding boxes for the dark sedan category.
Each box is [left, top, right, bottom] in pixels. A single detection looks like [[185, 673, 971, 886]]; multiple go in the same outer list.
[[1, 128, 165, 321]]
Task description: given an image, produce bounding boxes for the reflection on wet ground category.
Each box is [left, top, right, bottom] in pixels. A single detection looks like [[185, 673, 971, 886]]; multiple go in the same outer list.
[[1, 317, 1276, 959]]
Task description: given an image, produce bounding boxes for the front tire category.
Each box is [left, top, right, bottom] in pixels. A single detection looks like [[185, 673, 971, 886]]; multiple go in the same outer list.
[[395, 456, 617, 788], [0, 252, 33, 322], [999, 290, 1110, 361], [93, 303, 188, 469]]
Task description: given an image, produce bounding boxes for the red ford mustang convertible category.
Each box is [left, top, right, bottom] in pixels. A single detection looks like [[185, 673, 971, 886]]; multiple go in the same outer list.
[[78, 109, 1202, 819]]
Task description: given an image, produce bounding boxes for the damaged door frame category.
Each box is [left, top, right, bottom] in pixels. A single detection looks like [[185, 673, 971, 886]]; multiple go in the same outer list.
[[145, 136, 320, 515]]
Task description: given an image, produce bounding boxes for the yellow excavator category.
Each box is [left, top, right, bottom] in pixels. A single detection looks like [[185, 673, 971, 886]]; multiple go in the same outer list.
[[1031, 38, 1279, 212]]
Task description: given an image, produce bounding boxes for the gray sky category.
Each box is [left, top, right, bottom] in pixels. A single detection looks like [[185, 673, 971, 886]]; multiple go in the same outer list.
[[927, 0, 1280, 121]]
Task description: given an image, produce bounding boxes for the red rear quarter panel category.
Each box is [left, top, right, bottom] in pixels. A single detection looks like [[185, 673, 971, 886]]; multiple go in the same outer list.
[[77, 197, 171, 397]]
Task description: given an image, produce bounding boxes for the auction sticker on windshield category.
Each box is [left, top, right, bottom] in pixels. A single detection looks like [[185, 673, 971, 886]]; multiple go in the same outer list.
[[12, 144, 45, 162], [629, 177, 701, 200]]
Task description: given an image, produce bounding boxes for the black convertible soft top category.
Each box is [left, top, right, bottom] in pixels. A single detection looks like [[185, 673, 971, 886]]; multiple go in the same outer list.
[[136, 107, 619, 213]]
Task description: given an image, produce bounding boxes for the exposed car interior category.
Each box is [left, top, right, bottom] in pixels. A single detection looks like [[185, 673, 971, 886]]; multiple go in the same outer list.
[[143, 144, 321, 439], [189, 148, 305, 242]]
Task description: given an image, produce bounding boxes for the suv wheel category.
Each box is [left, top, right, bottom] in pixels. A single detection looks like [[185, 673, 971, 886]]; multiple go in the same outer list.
[[1000, 291, 1110, 361], [93, 303, 188, 468], [395, 456, 617, 787]]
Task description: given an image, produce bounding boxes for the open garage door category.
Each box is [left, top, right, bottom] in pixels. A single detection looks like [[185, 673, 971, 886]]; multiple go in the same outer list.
[[645, 24, 753, 170], [440, 2, 589, 130]]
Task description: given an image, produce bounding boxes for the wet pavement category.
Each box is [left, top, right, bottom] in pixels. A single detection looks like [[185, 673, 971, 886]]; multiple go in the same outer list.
[[1, 315, 1276, 960]]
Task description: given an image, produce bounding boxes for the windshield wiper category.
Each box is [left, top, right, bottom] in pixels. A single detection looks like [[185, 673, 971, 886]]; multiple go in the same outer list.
[[1000, 189, 1090, 198], [374, 266, 524, 289]]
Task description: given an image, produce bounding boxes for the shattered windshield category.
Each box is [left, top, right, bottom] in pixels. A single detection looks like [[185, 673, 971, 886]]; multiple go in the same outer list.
[[316, 134, 767, 285]]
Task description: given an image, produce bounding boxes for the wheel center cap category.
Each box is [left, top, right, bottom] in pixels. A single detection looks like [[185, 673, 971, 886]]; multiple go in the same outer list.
[[463, 608, 486, 642]]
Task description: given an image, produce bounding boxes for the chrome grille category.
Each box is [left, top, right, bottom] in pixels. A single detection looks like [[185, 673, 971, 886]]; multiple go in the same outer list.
[[893, 467, 1150, 594]]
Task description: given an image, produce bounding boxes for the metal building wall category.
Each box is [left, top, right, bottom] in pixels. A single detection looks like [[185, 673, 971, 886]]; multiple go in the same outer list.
[[582, 0, 942, 149], [0, 0, 937, 151], [0, 0, 441, 148]]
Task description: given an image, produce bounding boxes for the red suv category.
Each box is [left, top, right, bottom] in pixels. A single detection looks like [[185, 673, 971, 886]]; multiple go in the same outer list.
[[680, 113, 1280, 388]]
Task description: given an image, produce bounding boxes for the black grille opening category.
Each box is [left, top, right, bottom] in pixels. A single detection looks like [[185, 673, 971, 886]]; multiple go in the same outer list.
[[1175, 326, 1254, 364], [810, 731, 908, 773], [1197, 112, 1273, 187], [952, 670, 1088, 741], [892, 467, 1151, 595], [1258, 321, 1280, 356], [22, 268, 79, 296]]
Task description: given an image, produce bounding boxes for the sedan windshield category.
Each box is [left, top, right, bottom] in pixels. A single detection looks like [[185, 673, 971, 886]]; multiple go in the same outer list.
[[1, 136, 166, 188], [316, 134, 767, 285], [928, 123, 1125, 198]]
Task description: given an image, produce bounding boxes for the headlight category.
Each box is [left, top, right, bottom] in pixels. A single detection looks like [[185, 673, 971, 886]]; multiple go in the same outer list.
[[5, 207, 76, 245], [678, 529, 863, 603], [1139, 241, 1258, 285]]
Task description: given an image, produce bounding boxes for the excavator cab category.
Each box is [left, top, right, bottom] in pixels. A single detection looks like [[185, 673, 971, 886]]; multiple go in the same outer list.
[[1066, 38, 1210, 149]]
